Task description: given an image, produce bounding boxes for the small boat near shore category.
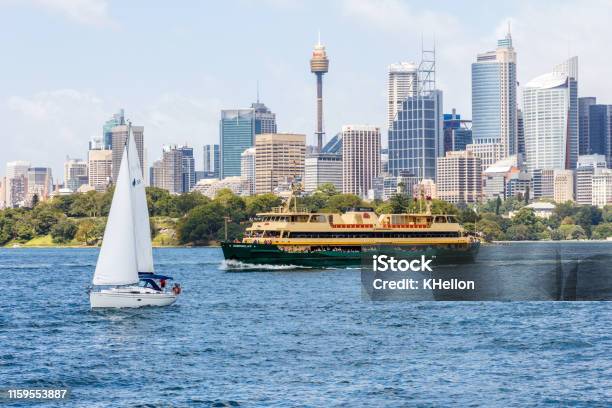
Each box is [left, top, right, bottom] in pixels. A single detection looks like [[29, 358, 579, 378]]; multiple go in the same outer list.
[[222, 186, 479, 268], [89, 124, 181, 308]]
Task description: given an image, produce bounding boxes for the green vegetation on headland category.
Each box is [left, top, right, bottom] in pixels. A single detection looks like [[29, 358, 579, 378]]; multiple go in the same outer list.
[[1, 184, 612, 247]]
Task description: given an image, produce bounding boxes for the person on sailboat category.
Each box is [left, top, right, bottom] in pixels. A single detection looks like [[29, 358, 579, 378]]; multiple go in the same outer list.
[[172, 283, 181, 295], [160, 278, 167, 290]]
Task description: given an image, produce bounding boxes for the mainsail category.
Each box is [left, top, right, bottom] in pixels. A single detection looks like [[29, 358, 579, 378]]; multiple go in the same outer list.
[[92, 147, 139, 285], [127, 127, 155, 273]]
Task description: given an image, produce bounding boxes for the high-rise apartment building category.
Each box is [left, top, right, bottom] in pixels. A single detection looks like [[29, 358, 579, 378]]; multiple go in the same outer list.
[[102, 109, 125, 149], [443, 109, 472, 153], [436, 150, 482, 204], [553, 170, 574, 203], [471, 28, 517, 157], [111, 124, 144, 183], [523, 57, 578, 173], [592, 168, 612, 208], [220, 109, 255, 178], [388, 62, 418, 129], [5, 161, 30, 208], [517, 108, 525, 156], [240, 147, 256, 196], [466, 143, 504, 174], [255, 133, 305, 194], [388, 90, 443, 180], [87, 149, 112, 192], [203, 144, 220, 178], [342, 125, 381, 196], [579, 97, 597, 155]]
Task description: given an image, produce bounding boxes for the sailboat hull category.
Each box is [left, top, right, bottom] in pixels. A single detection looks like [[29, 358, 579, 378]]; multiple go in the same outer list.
[[90, 287, 178, 309]]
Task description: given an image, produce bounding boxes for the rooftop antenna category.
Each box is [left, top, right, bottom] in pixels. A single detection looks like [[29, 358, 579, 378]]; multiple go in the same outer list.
[[256, 80, 260, 103], [318, 29, 321, 46]]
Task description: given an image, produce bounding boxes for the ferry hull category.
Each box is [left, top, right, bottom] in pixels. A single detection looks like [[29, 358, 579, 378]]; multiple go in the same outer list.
[[221, 242, 480, 268]]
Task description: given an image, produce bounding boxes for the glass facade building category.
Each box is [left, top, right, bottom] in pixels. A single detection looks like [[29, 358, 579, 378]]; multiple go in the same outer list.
[[102, 109, 125, 150], [588, 104, 612, 164], [388, 90, 443, 180], [579, 97, 597, 155], [203, 144, 220, 178], [443, 110, 472, 153], [471, 32, 517, 157], [178, 146, 195, 193], [220, 110, 255, 178]]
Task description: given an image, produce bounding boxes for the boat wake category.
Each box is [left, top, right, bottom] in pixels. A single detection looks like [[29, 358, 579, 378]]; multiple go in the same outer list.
[[220, 260, 312, 271]]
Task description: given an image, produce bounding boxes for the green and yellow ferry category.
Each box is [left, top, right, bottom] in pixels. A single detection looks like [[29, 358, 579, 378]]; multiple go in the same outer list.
[[222, 190, 479, 267]]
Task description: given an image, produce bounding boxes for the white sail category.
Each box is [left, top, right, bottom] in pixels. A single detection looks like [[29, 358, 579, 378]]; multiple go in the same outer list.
[[93, 147, 139, 286], [127, 126, 155, 273]]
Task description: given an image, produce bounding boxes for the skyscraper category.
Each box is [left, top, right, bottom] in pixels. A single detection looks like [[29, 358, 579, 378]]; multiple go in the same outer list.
[[255, 133, 305, 194], [252, 101, 277, 134], [111, 124, 144, 183], [443, 109, 473, 153], [578, 97, 597, 155], [471, 27, 517, 157], [310, 35, 329, 152], [27, 167, 53, 203], [575, 154, 607, 205], [88, 149, 112, 192], [517, 108, 525, 156], [388, 62, 417, 129], [102, 109, 125, 149], [240, 147, 256, 196], [5, 161, 30, 207], [523, 57, 578, 173], [388, 90, 443, 180], [342, 125, 381, 196], [178, 146, 195, 193], [588, 104, 612, 163], [220, 109, 255, 178], [203, 144, 220, 178], [63, 158, 88, 191]]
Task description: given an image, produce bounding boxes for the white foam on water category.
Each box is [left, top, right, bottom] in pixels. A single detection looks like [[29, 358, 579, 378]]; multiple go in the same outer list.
[[220, 259, 312, 271]]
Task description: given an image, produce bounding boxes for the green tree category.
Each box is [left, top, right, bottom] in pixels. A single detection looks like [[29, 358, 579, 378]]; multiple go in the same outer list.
[[30, 194, 39, 208], [31, 206, 62, 235], [75, 219, 99, 245], [573, 205, 602, 237], [505, 224, 533, 241], [476, 219, 504, 241], [245, 194, 283, 218], [592, 223, 612, 239], [173, 192, 209, 216], [50, 219, 78, 244], [0, 216, 15, 245], [494, 196, 502, 216], [323, 194, 363, 213], [178, 202, 224, 245]]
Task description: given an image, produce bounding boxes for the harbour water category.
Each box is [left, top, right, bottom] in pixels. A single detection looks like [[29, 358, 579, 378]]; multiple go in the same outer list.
[[1, 244, 611, 406]]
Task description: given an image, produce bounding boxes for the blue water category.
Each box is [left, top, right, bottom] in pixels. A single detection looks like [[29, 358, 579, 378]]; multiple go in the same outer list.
[[1, 246, 611, 407]]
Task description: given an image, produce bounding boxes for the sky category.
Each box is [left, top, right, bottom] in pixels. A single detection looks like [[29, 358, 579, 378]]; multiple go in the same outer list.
[[1, 0, 612, 182]]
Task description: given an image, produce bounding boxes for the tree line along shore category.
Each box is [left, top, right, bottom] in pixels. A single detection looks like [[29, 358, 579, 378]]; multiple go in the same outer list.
[[1, 184, 612, 248]]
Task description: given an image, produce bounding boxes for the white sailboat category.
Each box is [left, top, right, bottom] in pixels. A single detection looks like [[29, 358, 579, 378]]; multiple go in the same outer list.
[[89, 124, 179, 308]]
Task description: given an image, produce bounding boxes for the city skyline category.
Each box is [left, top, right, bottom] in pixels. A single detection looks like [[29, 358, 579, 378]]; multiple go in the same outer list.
[[1, 1, 610, 180]]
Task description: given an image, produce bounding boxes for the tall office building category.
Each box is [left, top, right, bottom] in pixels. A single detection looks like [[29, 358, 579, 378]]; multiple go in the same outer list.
[[5, 161, 30, 208], [111, 124, 144, 183], [27, 167, 53, 203], [388, 90, 443, 180], [342, 125, 381, 196], [579, 97, 597, 155], [523, 57, 578, 173], [252, 101, 277, 134], [220, 109, 255, 178], [150, 146, 183, 194], [553, 170, 574, 203], [588, 104, 612, 164], [255, 133, 305, 194], [240, 147, 256, 196], [87, 149, 112, 192], [471, 28, 517, 157], [517, 108, 525, 156], [102, 109, 125, 149], [436, 150, 482, 204], [575, 154, 607, 205], [443, 109, 473, 153], [388, 62, 418, 129], [310, 36, 329, 152], [532, 169, 555, 199], [304, 154, 343, 193], [63, 158, 88, 191], [178, 146, 195, 193], [203, 144, 220, 178]]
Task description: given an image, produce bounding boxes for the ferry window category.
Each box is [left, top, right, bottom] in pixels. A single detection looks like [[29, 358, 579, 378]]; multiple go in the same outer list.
[[435, 216, 446, 223], [309, 215, 326, 222]]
